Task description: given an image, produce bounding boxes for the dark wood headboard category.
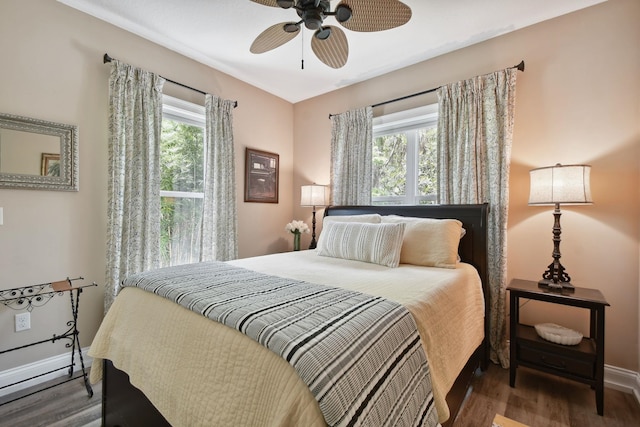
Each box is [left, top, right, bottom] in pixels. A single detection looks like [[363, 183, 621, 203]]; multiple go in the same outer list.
[[324, 204, 490, 366]]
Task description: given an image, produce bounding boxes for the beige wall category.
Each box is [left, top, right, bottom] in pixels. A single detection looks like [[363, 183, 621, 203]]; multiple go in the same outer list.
[[0, 0, 294, 369], [293, 0, 640, 370]]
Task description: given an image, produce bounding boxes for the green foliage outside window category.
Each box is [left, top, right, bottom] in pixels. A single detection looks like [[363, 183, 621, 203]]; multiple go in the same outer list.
[[161, 119, 204, 193], [160, 119, 204, 267], [372, 126, 437, 204], [373, 133, 407, 197], [416, 127, 438, 199]]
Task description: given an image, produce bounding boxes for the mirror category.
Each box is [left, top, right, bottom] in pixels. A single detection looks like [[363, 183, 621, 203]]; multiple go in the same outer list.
[[0, 113, 78, 191]]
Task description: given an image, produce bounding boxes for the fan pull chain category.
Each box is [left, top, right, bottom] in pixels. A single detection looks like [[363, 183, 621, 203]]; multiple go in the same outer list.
[[301, 28, 304, 70]]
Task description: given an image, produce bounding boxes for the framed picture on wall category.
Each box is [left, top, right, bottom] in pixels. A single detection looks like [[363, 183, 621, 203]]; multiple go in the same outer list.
[[244, 148, 279, 203]]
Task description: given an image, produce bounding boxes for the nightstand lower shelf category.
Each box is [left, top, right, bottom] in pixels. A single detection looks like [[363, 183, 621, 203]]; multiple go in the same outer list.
[[514, 325, 597, 384]]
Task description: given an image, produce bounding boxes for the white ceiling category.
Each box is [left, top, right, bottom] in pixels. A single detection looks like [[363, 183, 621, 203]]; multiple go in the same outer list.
[[59, 0, 605, 103]]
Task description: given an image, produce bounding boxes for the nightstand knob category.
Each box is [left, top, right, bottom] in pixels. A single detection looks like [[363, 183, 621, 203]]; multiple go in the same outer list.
[[541, 355, 567, 370]]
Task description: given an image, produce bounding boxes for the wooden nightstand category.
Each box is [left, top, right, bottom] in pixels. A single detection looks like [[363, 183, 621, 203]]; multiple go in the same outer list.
[[507, 279, 609, 415]]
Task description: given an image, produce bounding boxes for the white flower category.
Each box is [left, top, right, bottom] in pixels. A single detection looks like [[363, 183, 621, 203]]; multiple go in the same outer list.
[[285, 220, 310, 234]]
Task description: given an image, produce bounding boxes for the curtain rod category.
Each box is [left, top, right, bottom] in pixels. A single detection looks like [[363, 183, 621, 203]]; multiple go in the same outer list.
[[103, 53, 238, 108], [329, 60, 524, 118]]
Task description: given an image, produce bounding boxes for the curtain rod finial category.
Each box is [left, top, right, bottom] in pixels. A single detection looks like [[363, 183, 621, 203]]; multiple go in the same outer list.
[[103, 53, 112, 64], [515, 60, 525, 72]]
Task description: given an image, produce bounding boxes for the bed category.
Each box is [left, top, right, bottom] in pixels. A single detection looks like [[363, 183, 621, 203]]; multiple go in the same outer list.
[[89, 204, 489, 427]]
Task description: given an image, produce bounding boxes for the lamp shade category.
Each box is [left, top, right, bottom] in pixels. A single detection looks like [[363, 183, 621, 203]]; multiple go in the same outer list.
[[528, 164, 592, 205], [301, 184, 330, 207]]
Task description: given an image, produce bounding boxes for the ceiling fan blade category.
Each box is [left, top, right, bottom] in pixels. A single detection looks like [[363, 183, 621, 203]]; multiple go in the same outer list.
[[250, 22, 300, 54], [338, 0, 412, 32], [250, 0, 297, 8], [311, 26, 348, 69], [249, 0, 280, 7]]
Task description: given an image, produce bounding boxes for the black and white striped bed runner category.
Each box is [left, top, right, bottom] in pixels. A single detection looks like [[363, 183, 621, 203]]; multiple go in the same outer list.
[[122, 261, 440, 427]]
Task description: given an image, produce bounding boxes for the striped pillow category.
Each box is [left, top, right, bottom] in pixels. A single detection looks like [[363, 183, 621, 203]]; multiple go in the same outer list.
[[317, 222, 405, 268]]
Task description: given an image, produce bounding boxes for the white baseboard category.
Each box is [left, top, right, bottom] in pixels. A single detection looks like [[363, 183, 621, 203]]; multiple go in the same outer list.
[[0, 347, 92, 397], [604, 364, 640, 404]]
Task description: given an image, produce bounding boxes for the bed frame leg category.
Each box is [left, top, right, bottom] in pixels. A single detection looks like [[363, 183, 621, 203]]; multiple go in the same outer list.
[[103, 360, 171, 427]]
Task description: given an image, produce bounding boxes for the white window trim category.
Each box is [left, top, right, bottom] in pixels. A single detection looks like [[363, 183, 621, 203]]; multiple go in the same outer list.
[[161, 190, 204, 199], [373, 104, 438, 135], [162, 94, 206, 127], [161, 95, 206, 199]]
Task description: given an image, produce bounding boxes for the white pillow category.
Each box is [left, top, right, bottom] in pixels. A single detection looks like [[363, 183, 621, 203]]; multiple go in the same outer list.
[[381, 216, 463, 268], [323, 214, 382, 224], [317, 222, 405, 268]]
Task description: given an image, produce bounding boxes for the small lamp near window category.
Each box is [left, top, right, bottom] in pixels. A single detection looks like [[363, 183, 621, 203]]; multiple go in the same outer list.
[[529, 164, 593, 291], [301, 184, 330, 249]]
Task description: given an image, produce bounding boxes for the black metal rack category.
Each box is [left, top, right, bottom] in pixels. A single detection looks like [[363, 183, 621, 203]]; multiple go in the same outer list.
[[0, 277, 97, 405]]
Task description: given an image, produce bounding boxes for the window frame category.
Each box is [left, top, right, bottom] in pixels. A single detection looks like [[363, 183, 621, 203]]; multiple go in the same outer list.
[[160, 95, 206, 200], [372, 104, 439, 205], [159, 95, 206, 267]]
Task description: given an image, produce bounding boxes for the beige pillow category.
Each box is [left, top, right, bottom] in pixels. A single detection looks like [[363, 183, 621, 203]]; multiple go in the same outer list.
[[323, 214, 382, 224], [381, 216, 463, 268], [317, 222, 405, 268]]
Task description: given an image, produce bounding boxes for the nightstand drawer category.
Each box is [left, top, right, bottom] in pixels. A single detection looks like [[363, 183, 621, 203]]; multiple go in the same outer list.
[[519, 344, 595, 378]]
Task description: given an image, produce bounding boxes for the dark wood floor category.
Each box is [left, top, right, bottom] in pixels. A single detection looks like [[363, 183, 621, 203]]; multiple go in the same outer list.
[[0, 364, 638, 426]]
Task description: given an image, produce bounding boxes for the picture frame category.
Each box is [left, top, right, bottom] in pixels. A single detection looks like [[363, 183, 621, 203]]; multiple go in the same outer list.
[[41, 153, 60, 176], [244, 148, 279, 203]]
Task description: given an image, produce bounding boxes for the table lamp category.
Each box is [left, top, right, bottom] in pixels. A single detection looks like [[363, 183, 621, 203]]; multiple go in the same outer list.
[[528, 164, 592, 291], [301, 184, 330, 249]]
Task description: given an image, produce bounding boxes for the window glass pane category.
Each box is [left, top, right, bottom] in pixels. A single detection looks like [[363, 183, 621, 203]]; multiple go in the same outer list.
[[417, 127, 438, 200], [160, 119, 204, 193], [160, 109, 205, 267], [372, 104, 438, 205], [372, 133, 407, 197], [160, 196, 203, 267]]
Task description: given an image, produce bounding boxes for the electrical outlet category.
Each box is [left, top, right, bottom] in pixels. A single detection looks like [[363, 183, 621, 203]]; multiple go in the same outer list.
[[15, 312, 30, 332]]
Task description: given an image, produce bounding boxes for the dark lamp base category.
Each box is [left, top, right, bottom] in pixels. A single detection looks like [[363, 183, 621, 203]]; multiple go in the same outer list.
[[538, 279, 575, 292]]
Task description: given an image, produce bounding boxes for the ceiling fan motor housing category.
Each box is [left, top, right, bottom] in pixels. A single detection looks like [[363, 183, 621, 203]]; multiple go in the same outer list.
[[296, 0, 331, 30]]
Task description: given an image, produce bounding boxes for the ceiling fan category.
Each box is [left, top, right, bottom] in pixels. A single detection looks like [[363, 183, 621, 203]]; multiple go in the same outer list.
[[249, 0, 412, 69]]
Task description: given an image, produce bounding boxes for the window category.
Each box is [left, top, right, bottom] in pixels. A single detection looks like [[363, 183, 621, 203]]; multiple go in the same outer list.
[[372, 104, 438, 205], [160, 96, 205, 267]]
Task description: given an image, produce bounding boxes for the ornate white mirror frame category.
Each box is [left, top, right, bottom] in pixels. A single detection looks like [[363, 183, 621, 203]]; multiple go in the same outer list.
[[0, 113, 78, 191]]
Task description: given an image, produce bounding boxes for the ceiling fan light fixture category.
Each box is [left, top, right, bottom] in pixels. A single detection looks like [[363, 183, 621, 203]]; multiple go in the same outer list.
[[283, 22, 300, 32], [315, 27, 331, 40], [335, 5, 352, 23], [302, 11, 324, 30]]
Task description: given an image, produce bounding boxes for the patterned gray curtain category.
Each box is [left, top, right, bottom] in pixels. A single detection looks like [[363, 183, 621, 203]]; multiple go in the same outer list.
[[105, 60, 165, 312], [437, 68, 517, 368], [200, 94, 238, 261], [330, 106, 373, 205]]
